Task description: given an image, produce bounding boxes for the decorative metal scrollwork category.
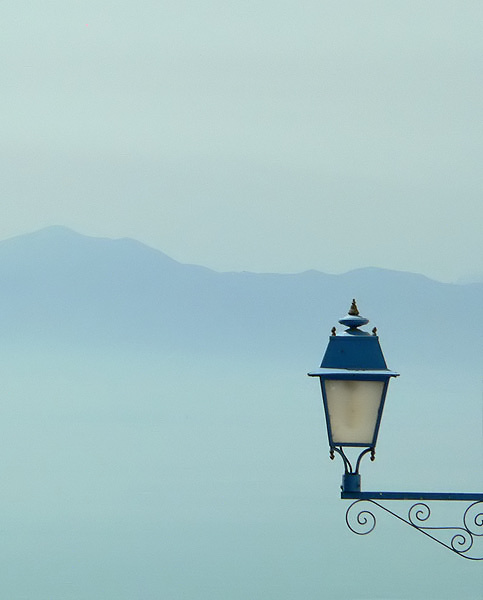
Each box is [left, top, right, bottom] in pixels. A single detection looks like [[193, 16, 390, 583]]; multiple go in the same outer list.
[[346, 499, 483, 560], [331, 446, 374, 474]]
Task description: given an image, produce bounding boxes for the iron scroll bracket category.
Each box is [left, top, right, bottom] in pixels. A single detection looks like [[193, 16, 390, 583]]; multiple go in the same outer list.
[[329, 446, 483, 559], [344, 497, 483, 560]]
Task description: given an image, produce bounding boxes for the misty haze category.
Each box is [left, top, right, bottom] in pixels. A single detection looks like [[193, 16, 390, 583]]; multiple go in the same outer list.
[[0, 227, 481, 598], [2, 1, 482, 597]]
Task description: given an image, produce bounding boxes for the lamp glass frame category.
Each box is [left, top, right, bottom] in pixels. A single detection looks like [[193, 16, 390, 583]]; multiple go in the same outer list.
[[318, 374, 390, 449]]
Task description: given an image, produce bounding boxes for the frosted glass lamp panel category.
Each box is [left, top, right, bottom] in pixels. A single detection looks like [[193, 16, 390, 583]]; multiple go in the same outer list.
[[325, 380, 385, 445]]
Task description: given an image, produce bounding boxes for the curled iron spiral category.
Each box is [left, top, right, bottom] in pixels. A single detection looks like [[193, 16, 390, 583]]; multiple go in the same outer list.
[[463, 502, 483, 537], [345, 500, 483, 560], [408, 502, 430, 525], [346, 501, 376, 535]]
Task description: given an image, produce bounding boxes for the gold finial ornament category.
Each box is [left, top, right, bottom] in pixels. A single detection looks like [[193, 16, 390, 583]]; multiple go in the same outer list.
[[331, 326, 336, 336], [348, 299, 359, 316]]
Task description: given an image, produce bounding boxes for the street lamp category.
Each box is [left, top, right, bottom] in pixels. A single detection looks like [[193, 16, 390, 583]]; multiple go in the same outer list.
[[308, 299, 398, 494], [308, 300, 483, 560]]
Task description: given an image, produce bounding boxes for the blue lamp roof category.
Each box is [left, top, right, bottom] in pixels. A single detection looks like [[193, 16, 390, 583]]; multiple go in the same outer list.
[[308, 299, 399, 376]]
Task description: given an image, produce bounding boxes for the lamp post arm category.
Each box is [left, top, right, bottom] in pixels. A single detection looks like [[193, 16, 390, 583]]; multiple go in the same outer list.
[[339, 474, 483, 560], [341, 491, 483, 501]]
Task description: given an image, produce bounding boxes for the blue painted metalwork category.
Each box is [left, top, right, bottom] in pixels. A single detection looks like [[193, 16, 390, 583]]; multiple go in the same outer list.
[[331, 446, 374, 477], [316, 333, 389, 370], [308, 299, 399, 450], [342, 473, 361, 493], [307, 300, 483, 559], [342, 491, 483, 501], [310, 369, 398, 379]]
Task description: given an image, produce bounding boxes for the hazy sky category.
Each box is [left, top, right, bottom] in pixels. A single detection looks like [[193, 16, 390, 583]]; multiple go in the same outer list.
[[2, 1, 482, 282]]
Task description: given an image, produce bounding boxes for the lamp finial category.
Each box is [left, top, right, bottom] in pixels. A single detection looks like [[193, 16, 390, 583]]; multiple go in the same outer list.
[[348, 299, 359, 316]]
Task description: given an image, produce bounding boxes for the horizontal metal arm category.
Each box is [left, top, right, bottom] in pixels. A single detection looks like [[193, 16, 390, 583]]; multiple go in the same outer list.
[[341, 491, 483, 501]]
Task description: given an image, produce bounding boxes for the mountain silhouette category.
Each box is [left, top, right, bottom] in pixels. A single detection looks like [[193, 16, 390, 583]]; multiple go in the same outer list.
[[0, 227, 479, 373]]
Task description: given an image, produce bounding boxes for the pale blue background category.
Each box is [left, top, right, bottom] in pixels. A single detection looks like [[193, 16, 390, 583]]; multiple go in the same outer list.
[[0, 1, 482, 597], [0, 228, 480, 599], [1, 1, 482, 282]]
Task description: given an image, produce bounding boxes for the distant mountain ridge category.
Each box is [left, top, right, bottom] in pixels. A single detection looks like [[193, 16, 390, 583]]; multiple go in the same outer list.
[[0, 227, 480, 373]]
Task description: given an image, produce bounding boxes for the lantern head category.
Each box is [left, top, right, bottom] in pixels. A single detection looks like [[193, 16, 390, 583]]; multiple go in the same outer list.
[[308, 300, 399, 450]]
